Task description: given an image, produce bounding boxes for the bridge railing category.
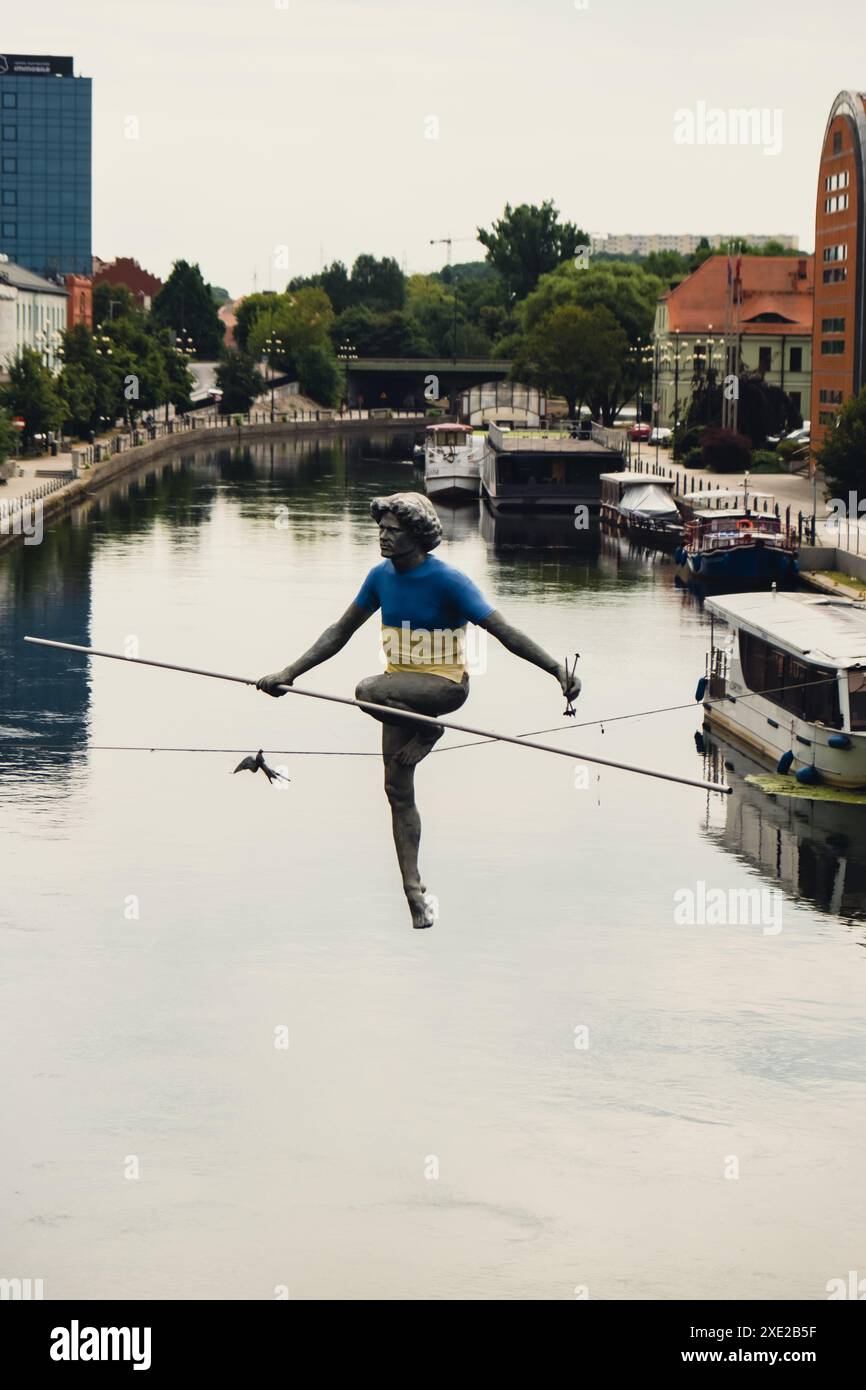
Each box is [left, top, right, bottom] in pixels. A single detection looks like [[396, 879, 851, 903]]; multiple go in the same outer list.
[[591, 422, 631, 458]]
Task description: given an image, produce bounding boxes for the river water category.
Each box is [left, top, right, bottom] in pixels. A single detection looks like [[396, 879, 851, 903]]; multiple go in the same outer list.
[[1, 432, 864, 1301]]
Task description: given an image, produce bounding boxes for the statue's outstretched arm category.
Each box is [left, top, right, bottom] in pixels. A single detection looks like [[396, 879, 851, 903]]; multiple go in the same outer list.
[[257, 602, 373, 696], [479, 610, 581, 702]]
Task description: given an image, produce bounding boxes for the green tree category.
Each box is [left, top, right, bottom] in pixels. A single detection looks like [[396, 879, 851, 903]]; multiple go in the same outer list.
[[247, 287, 335, 374], [520, 260, 663, 346], [152, 260, 225, 357], [233, 292, 279, 352], [0, 348, 65, 450], [642, 250, 690, 285], [817, 388, 866, 493], [0, 407, 19, 478], [331, 305, 381, 356], [333, 302, 433, 357], [319, 261, 352, 314], [157, 330, 195, 414], [687, 371, 801, 446], [215, 350, 264, 414], [59, 323, 121, 433], [368, 310, 428, 356], [349, 254, 405, 312], [103, 315, 172, 424], [511, 304, 629, 422], [405, 275, 459, 355], [93, 282, 141, 327], [296, 343, 343, 406], [58, 361, 98, 436], [289, 260, 353, 316], [477, 201, 588, 302]]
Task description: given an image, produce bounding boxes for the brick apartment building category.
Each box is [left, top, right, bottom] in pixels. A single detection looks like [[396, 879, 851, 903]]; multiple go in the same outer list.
[[92, 256, 163, 310], [811, 90, 866, 454]]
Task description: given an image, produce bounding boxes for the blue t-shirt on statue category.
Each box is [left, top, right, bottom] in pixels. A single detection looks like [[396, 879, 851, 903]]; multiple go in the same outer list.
[[354, 554, 493, 629], [354, 555, 494, 682]]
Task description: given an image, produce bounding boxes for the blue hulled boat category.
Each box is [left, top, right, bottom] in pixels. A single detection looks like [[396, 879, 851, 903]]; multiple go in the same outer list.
[[674, 493, 798, 589]]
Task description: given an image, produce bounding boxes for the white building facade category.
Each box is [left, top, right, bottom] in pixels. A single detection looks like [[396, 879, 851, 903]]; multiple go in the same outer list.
[[591, 233, 800, 257], [0, 253, 67, 378]]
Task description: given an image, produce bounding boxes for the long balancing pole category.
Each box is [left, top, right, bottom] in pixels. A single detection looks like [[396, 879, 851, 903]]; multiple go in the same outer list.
[[23, 636, 731, 795]]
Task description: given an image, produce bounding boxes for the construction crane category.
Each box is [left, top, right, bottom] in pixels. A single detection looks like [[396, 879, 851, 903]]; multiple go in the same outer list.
[[429, 235, 477, 267]]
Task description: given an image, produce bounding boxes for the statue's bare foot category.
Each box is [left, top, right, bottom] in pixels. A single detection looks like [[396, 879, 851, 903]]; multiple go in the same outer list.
[[394, 728, 443, 766], [407, 888, 436, 929]]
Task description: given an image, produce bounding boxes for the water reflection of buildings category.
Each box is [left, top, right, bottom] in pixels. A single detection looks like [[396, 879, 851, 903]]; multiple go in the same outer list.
[[480, 503, 602, 554], [0, 524, 93, 781], [699, 732, 866, 922], [599, 526, 676, 575], [430, 499, 483, 544]]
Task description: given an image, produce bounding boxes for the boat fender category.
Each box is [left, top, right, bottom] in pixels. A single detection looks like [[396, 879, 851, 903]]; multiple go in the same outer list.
[[795, 764, 820, 785], [828, 733, 851, 750], [692, 554, 702, 572], [776, 750, 795, 774], [674, 546, 686, 565], [695, 676, 708, 702]]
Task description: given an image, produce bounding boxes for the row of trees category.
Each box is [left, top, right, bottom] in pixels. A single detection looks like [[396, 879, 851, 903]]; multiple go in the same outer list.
[[154, 204, 809, 420], [0, 289, 199, 454], [0, 260, 230, 454]]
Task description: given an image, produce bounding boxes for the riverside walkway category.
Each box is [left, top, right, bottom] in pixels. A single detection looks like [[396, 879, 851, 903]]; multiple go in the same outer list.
[[0, 407, 425, 548], [0, 410, 832, 560]]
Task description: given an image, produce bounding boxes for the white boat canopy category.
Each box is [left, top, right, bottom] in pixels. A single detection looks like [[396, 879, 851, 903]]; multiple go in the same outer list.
[[618, 482, 681, 520], [705, 592, 866, 669]]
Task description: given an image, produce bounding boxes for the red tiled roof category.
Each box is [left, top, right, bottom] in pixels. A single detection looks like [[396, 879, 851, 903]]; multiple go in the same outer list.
[[663, 255, 813, 335]]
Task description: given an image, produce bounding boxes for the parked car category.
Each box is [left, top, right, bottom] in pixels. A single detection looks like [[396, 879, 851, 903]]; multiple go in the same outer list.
[[630, 422, 651, 442], [776, 427, 811, 450], [649, 427, 672, 447], [768, 421, 811, 447]]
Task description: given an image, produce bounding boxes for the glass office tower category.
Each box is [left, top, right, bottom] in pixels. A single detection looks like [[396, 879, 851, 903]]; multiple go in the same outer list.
[[0, 53, 91, 277]]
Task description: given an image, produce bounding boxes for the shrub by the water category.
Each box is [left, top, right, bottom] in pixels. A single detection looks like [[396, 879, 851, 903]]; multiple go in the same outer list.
[[777, 437, 808, 463], [701, 427, 753, 473], [673, 425, 704, 460], [750, 449, 783, 471]]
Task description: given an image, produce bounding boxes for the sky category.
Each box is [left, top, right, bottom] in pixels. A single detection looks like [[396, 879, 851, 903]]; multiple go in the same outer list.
[[6, 0, 866, 296]]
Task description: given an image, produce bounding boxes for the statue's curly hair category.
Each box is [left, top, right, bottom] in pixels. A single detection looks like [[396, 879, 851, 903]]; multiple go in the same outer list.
[[370, 492, 442, 552]]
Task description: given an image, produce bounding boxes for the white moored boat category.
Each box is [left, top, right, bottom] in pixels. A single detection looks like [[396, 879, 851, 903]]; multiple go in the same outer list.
[[700, 591, 866, 789], [422, 424, 484, 501]]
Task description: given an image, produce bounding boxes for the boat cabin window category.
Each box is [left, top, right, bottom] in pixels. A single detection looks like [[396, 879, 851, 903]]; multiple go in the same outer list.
[[848, 670, 866, 730], [496, 457, 583, 486], [738, 630, 842, 726], [701, 514, 780, 534], [428, 431, 465, 448]]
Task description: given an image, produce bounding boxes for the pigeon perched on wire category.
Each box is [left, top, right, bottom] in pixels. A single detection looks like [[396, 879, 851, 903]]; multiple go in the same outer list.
[[232, 749, 290, 784]]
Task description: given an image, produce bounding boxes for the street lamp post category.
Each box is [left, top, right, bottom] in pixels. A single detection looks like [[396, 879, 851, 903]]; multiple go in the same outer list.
[[672, 334, 687, 443], [632, 338, 653, 464], [264, 334, 286, 422], [653, 335, 661, 466], [173, 330, 196, 426], [337, 338, 357, 413]]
